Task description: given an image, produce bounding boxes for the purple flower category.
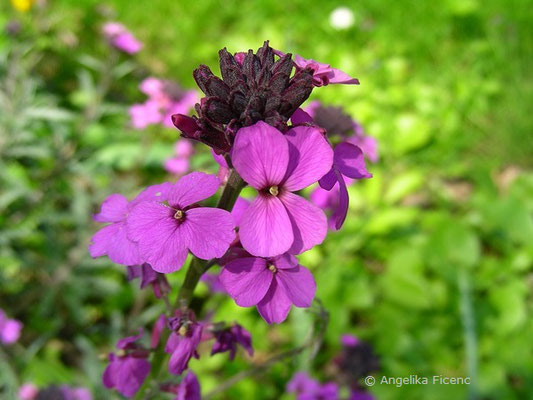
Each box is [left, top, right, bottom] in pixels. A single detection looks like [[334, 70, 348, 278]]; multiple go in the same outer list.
[[18, 383, 38, 400], [102, 331, 151, 398], [211, 323, 253, 360], [102, 22, 142, 54], [175, 371, 201, 400], [151, 314, 166, 349], [89, 183, 171, 266], [0, 309, 22, 345], [341, 334, 360, 347], [317, 142, 371, 230], [231, 121, 333, 257], [130, 78, 198, 129], [127, 263, 171, 298], [219, 253, 316, 324], [164, 140, 194, 176], [126, 172, 235, 273], [165, 315, 203, 375], [60, 386, 93, 400], [350, 389, 375, 400], [287, 372, 339, 400], [292, 53, 359, 87], [211, 150, 230, 183]]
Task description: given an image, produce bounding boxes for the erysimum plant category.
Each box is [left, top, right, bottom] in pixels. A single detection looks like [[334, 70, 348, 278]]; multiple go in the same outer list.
[[89, 41, 371, 399]]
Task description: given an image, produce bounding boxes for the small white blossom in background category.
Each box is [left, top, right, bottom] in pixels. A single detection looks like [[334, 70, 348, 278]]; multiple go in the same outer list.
[[329, 6, 355, 30]]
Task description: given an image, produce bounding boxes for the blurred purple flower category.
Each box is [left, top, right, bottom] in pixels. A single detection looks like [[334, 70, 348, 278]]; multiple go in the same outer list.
[[231, 121, 333, 257], [130, 78, 197, 129], [126, 172, 235, 273], [211, 323, 253, 360], [0, 309, 22, 345], [18, 383, 38, 400], [287, 372, 339, 400], [175, 371, 201, 400], [89, 183, 171, 266], [60, 386, 93, 400], [102, 22, 142, 54], [127, 263, 170, 298], [102, 330, 151, 398], [219, 253, 316, 324], [151, 314, 166, 349], [165, 314, 203, 375], [350, 389, 375, 400], [164, 140, 194, 176]]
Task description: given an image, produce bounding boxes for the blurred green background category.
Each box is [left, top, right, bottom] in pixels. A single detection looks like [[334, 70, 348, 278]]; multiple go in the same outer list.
[[1, 0, 532, 399]]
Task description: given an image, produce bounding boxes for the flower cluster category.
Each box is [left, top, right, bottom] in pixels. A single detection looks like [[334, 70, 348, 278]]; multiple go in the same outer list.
[[91, 41, 371, 399], [102, 22, 142, 54], [0, 308, 22, 345], [130, 77, 198, 129]]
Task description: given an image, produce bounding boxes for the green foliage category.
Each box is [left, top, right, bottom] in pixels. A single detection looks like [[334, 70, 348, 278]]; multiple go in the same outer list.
[[1, 0, 532, 399]]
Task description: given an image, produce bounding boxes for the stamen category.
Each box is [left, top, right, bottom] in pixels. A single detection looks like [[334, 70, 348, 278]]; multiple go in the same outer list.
[[269, 186, 279, 196], [174, 210, 184, 220], [178, 325, 188, 336], [268, 264, 277, 273]]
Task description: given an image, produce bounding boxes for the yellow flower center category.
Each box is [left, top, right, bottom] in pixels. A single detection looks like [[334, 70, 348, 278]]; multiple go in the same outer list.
[[269, 186, 279, 196], [174, 210, 184, 220], [268, 264, 277, 273]]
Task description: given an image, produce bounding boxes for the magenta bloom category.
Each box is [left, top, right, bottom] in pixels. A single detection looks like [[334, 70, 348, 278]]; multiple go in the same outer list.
[[164, 140, 194, 176], [89, 183, 171, 266], [211, 323, 253, 360], [102, 331, 151, 398], [219, 253, 316, 324], [231, 121, 333, 257], [176, 371, 201, 400], [60, 386, 93, 400], [102, 22, 142, 54], [165, 318, 203, 375], [0, 309, 22, 345], [18, 383, 38, 400], [127, 263, 170, 298], [287, 372, 339, 400], [293, 53, 359, 87], [130, 78, 197, 129], [126, 172, 235, 273], [317, 143, 371, 230]]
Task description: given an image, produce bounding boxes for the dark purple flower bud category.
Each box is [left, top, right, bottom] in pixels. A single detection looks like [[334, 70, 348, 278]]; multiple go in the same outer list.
[[173, 41, 314, 153], [127, 263, 170, 298], [211, 323, 253, 360], [165, 312, 203, 375]]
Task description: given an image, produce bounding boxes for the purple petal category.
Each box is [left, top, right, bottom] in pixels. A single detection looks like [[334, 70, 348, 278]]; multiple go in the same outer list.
[[232, 121, 289, 190], [177, 371, 201, 400], [276, 265, 316, 307], [290, 108, 313, 125], [151, 315, 166, 349], [256, 278, 292, 324], [1, 319, 22, 344], [279, 192, 327, 254], [238, 195, 293, 258], [127, 202, 188, 273], [102, 358, 120, 390], [231, 197, 250, 226], [271, 253, 299, 270], [283, 126, 334, 191], [219, 257, 273, 307], [116, 329, 143, 350], [164, 158, 189, 175], [183, 207, 235, 260], [332, 171, 349, 230], [89, 224, 119, 258], [130, 182, 173, 207], [106, 222, 142, 266], [168, 172, 220, 208], [115, 357, 151, 398], [334, 142, 372, 179], [326, 66, 360, 85], [94, 194, 128, 223], [318, 168, 337, 191]]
